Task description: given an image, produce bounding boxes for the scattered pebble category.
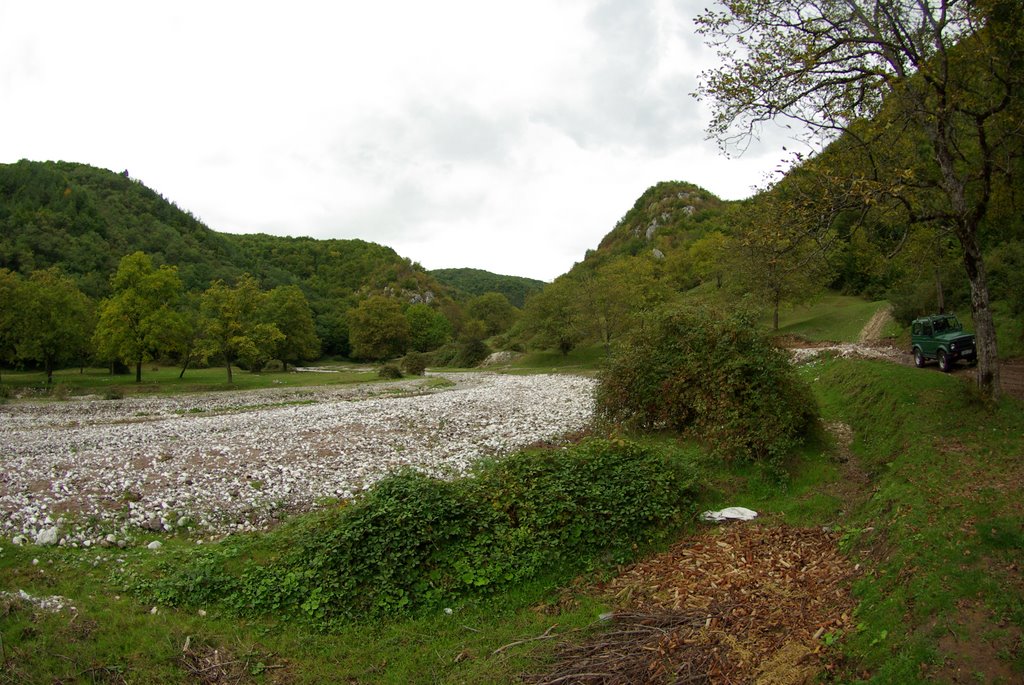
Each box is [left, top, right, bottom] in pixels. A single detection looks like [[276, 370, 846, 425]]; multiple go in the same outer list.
[[0, 373, 596, 541], [0, 589, 75, 613]]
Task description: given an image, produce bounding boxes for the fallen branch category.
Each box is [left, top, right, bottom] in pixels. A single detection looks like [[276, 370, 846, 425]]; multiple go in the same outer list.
[[493, 624, 560, 655]]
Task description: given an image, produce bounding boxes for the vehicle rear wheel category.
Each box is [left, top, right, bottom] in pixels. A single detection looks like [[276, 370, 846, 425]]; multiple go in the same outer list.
[[938, 350, 952, 372], [914, 349, 925, 368]]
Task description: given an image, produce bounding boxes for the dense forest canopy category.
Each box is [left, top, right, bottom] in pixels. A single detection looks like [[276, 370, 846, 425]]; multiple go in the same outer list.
[[429, 268, 545, 308]]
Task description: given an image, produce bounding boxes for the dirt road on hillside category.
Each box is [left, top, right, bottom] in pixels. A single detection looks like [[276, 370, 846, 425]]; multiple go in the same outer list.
[[788, 306, 1024, 400]]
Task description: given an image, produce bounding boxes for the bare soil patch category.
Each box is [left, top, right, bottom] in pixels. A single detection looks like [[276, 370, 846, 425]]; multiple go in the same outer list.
[[858, 304, 895, 343], [929, 601, 1023, 684]]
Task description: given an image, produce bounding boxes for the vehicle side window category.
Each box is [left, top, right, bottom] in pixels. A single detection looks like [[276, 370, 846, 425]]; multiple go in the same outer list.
[[924, 323, 933, 336], [912, 323, 922, 336], [935, 319, 946, 332]]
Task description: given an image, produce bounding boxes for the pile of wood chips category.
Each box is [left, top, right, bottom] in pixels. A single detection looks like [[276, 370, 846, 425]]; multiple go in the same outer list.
[[523, 524, 859, 684]]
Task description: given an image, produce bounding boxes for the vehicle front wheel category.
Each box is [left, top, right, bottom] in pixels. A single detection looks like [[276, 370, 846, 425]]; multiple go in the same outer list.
[[914, 349, 925, 368], [938, 350, 952, 372]]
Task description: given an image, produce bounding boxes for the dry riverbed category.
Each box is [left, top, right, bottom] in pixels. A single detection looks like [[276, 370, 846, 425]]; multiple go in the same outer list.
[[0, 373, 596, 548]]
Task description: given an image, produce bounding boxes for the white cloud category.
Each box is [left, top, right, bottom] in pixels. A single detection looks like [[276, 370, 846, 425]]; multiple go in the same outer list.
[[0, 0, 794, 281]]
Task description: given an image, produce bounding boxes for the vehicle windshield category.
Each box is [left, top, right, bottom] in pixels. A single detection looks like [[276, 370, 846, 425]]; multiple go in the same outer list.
[[933, 316, 961, 333]]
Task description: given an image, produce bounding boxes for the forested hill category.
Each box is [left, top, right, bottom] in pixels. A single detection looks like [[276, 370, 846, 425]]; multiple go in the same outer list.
[[595, 181, 729, 258], [0, 160, 446, 304], [429, 268, 545, 307]]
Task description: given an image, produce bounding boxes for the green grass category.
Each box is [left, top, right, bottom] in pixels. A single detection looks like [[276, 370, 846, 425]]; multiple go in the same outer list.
[[0, 541, 611, 684], [0, 362, 385, 398], [679, 285, 899, 343], [808, 357, 1024, 683], [772, 294, 892, 342], [505, 344, 608, 374]]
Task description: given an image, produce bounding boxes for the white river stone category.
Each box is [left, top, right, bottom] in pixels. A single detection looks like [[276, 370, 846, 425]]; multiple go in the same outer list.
[[0, 372, 596, 540]]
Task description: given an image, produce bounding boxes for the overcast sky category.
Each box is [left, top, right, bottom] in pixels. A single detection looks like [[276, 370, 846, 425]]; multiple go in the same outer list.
[[0, 0, 792, 281]]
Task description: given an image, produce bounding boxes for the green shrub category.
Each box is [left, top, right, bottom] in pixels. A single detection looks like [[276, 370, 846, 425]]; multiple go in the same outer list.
[[595, 305, 818, 466], [103, 387, 125, 400], [142, 439, 697, 626], [453, 339, 490, 368], [377, 364, 403, 379], [262, 359, 285, 373], [401, 352, 427, 376], [426, 343, 458, 367]]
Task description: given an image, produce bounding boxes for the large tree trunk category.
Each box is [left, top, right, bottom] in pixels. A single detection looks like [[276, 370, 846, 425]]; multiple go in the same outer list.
[[135, 359, 142, 383], [959, 228, 1000, 400], [932, 113, 1001, 401]]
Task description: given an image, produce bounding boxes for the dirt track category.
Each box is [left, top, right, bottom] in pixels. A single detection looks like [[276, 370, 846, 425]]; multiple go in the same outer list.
[[788, 304, 1024, 401]]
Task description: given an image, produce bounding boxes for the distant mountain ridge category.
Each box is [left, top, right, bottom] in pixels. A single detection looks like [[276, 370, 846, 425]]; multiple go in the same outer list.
[[0, 160, 454, 300], [429, 267, 545, 308]]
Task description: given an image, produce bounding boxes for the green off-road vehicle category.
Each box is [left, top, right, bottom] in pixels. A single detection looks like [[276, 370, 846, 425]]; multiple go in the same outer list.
[[911, 314, 976, 372]]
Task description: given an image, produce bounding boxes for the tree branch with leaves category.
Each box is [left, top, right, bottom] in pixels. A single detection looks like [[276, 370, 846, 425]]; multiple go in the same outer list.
[[696, 0, 1024, 399]]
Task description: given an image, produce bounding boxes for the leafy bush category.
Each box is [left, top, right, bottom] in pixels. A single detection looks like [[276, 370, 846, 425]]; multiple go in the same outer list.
[[426, 343, 458, 367], [454, 339, 490, 368], [401, 352, 427, 376], [595, 305, 818, 466], [141, 439, 697, 625], [103, 387, 125, 400], [261, 359, 285, 373], [377, 364, 403, 379]]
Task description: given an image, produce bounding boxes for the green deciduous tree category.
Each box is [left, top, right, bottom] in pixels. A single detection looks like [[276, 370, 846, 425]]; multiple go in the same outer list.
[[696, 0, 1024, 399], [688, 231, 730, 290], [0, 269, 20, 380], [16, 268, 95, 383], [166, 292, 207, 379], [93, 251, 184, 382], [466, 292, 517, 337], [520, 278, 585, 356], [404, 303, 452, 352], [726, 192, 833, 330], [264, 285, 321, 371], [200, 274, 284, 383], [578, 257, 668, 351], [347, 296, 410, 361]]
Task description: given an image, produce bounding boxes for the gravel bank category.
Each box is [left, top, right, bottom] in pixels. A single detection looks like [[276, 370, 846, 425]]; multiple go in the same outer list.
[[0, 373, 596, 547]]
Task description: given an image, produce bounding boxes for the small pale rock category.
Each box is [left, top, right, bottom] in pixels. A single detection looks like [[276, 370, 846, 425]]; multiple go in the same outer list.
[[147, 541, 162, 550], [35, 526, 60, 546]]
